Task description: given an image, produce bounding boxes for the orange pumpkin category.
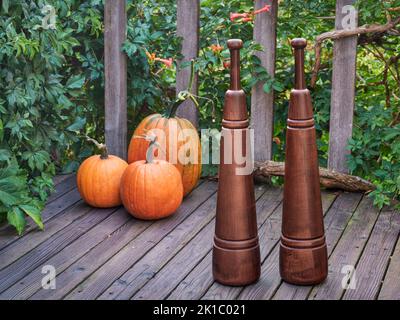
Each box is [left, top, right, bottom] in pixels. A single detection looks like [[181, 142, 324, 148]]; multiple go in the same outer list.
[[128, 114, 201, 196], [120, 159, 183, 220], [77, 139, 128, 208]]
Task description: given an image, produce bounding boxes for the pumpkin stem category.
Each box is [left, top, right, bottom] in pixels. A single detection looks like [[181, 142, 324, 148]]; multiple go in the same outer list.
[[166, 59, 200, 118], [85, 135, 108, 159], [133, 133, 165, 164]]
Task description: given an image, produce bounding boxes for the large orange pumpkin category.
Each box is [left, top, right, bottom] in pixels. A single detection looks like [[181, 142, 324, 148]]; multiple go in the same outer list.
[[77, 140, 128, 208], [120, 159, 183, 220], [128, 114, 201, 196]]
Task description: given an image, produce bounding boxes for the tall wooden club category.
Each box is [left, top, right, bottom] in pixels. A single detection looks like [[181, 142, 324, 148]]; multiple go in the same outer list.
[[213, 39, 260, 286], [280, 38, 328, 285]]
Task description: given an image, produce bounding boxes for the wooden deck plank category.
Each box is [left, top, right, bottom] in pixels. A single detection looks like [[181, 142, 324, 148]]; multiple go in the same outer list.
[[167, 187, 283, 300], [343, 205, 400, 300], [0, 201, 91, 270], [31, 213, 152, 300], [0, 189, 81, 251], [202, 191, 337, 300], [133, 221, 216, 300], [64, 181, 217, 300], [53, 174, 74, 186], [378, 233, 400, 300], [1, 208, 133, 299], [103, 186, 270, 300], [0, 206, 118, 295], [308, 196, 381, 300], [272, 192, 363, 300], [236, 191, 340, 300], [47, 175, 77, 203]]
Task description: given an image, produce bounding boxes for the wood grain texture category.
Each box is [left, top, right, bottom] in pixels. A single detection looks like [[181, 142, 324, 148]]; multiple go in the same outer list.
[[0, 174, 76, 234], [251, 0, 278, 162], [237, 192, 338, 300], [272, 192, 363, 300], [0, 201, 91, 271], [213, 39, 260, 286], [168, 186, 282, 300], [0, 206, 117, 296], [378, 234, 400, 300], [308, 196, 380, 300], [104, 0, 127, 159], [343, 206, 400, 300], [280, 39, 327, 285], [31, 211, 152, 300], [2, 208, 132, 300], [175, 0, 199, 126], [327, 0, 358, 173], [64, 181, 216, 300], [0, 189, 81, 251], [102, 186, 267, 300], [52, 173, 74, 187]]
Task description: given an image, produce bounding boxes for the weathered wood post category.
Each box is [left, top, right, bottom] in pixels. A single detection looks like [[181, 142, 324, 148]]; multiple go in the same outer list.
[[251, 0, 278, 163], [176, 0, 200, 127], [104, 0, 127, 159], [280, 39, 328, 285], [328, 0, 358, 173], [213, 40, 260, 286]]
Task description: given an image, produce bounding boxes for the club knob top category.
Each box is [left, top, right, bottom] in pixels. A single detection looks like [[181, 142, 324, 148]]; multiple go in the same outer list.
[[291, 38, 307, 49], [227, 39, 243, 90], [227, 39, 243, 50], [291, 38, 307, 90]]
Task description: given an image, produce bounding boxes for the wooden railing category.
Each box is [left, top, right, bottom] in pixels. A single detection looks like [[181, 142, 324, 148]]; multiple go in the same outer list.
[[104, 0, 357, 173]]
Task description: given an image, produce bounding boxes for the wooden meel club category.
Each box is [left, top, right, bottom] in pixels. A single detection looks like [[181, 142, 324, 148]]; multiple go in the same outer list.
[[213, 39, 260, 286], [280, 38, 328, 285]]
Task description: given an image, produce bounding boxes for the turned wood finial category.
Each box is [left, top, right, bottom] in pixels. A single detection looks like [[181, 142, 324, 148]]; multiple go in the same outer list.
[[291, 38, 307, 90], [228, 39, 243, 90]]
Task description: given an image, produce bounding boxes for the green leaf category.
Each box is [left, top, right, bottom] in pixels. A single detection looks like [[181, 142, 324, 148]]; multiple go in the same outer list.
[[67, 117, 86, 132], [263, 82, 272, 94], [66, 75, 85, 89], [20, 205, 44, 230], [0, 190, 18, 206], [272, 82, 285, 92], [7, 207, 26, 235]]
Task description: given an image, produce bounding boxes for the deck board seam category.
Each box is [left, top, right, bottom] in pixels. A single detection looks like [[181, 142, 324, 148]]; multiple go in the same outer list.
[[375, 229, 400, 299], [338, 203, 384, 300], [198, 193, 284, 300], [0, 205, 122, 296], [304, 192, 364, 300], [68, 182, 218, 300], [0, 191, 82, 252], [125, 186, 271, 300]]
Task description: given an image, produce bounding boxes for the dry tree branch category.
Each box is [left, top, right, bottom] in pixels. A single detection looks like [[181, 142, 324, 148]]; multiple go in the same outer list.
[[310, 16, 400, 87], [253, 161, 375, 192]]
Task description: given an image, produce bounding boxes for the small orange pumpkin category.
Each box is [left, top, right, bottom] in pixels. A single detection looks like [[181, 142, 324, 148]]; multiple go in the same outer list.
[[77, 138, 128, 208], [121, 136, 183, 220]]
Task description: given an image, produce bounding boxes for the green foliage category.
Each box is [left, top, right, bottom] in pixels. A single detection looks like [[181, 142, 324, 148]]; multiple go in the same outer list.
[[0, 0, 104, 233]]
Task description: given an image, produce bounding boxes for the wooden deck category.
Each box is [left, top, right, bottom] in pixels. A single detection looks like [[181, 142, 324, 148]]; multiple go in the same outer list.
[[0, 175, 399, 300]]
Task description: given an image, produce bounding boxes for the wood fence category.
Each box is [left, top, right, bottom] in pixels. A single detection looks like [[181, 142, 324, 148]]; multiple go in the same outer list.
[[104, 0, 357, 173]]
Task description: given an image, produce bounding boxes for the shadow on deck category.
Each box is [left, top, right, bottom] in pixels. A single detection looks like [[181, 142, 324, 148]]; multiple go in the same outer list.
[[0, 174, 399, 300]]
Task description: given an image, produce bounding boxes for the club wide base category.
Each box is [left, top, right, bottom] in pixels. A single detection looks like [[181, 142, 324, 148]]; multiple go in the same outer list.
[[213, 236, 260, 286], [279, 235, 328, 285]]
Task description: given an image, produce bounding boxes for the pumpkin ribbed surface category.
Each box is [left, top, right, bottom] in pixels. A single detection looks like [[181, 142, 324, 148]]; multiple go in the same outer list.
[[77, 155, 128, 208], [128, 114, 201, 196], [120, 160, 183, 220]]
